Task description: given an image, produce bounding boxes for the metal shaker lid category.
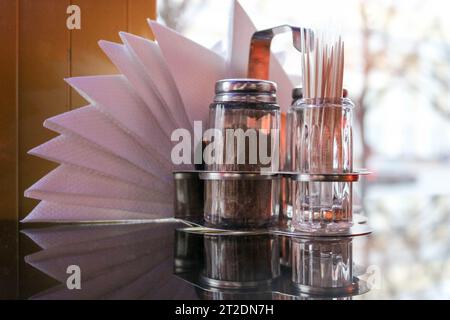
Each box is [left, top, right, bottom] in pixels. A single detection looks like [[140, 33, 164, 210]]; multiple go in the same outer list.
[[214, 79, 277, 104], [292, 87, 348, 100], [292, 87, 303, 100]]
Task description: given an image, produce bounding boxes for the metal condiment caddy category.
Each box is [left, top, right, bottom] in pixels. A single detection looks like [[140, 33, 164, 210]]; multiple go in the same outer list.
[[173, 25, 371, 236]]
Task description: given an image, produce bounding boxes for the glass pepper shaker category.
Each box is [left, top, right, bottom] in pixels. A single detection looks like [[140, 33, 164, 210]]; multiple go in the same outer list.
[[200, 79, 281, 229]]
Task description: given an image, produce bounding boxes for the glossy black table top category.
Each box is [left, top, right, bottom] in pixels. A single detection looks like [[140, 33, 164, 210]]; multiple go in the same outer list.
[[1, 193, 449, 300]]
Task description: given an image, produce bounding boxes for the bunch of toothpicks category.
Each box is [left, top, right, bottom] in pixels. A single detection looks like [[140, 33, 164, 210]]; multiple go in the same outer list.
[[301, 30, 344, 100]]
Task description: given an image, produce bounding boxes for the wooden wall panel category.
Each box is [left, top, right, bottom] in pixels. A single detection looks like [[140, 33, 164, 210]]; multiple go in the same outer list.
[[128, 0, 156, 39], [1, 0, 157, 220], [18, 0, 71, 219], [70, 0, 156, 109], [0, 0, 157, 298], [0, 0, 19, 299], [70, 0, 128, 109], [0, 0, 18, 221]]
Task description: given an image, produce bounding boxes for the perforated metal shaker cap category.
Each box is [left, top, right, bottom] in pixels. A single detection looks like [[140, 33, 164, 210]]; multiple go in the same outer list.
[[214, 79, 278, 104]]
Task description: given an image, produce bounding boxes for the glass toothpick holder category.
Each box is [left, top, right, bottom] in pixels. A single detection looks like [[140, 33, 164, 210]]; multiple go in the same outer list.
[[288, 97, 356, 232]]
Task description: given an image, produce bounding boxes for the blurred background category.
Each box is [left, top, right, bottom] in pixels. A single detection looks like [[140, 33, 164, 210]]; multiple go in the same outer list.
[[156, 0, 450, 299], [157, 0, 450, 186]]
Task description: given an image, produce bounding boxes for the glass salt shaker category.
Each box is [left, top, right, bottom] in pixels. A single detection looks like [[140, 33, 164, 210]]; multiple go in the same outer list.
[[289, 96, 355, 232], [200, 79, 281, 229]]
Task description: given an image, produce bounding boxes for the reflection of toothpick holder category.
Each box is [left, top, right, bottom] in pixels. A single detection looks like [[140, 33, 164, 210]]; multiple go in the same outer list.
[[289, 236, 369, 298]]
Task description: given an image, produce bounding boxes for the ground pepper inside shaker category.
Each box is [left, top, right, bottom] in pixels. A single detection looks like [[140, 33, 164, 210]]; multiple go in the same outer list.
[[202, 79, 281, 229]]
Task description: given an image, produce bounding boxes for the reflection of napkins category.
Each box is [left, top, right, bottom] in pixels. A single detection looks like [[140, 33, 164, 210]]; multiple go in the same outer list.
[[23, 222, 197, 299], [24, 1, 294, 223]]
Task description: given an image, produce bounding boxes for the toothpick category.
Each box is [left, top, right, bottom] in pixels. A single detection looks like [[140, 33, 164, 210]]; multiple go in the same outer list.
[[299, 30, 345, 100]]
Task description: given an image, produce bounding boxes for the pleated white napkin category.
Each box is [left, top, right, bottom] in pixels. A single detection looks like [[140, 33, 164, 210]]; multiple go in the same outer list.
[[24, 0, 294, 223]]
